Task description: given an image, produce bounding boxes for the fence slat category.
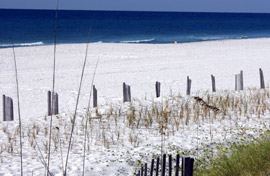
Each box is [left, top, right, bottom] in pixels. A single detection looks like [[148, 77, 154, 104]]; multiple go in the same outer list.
[[156, 81, 161, 98], [211, 75, 216, 92], [182, 157, 194, 176], [144, 163, 147, 176], [123, 82, 127, 102], [3, 95, 6, 121], [162, 154, 166, 176], [150, 158, 154, 176], [259, 68, 265, 89], [48, 91, 52, 116], [186, 76, 191, 95], [3, 95, 14, 121], [156, 157, 160, 176], [93, 85, 97, 107], [175, 154, 180, 176], [169, 155, 172, 176], [128, 85, 131, 101], [240, 70, 244, 90], [141, 166, 144, 176]]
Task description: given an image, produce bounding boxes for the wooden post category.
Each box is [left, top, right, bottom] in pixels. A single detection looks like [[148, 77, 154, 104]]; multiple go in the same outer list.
[[211, 75, 216, 92], [128, 85, 131, 102], [156, 81, 161, 98], [186, 76, 191, 95], [48, 91, 52, 116], [52, 92, 59, 115], [150, 158, 154, 176], [93, 85, 97, 107], [144, 163, 147, 176], [3, 95, 6, 121], [169, 155, 172, 176], [3, 95, 14, 121], [162, 154, 166, 176], [240, 70, 244, 90], [48, 91, 59, 115], [175, 154, 180, 176], [259, 68, 265, 89], [123, 82, 131, 102], [156, 157, 160, 176], [237, 74, 241, 91], [141, 166, 144, 176], [182, 157, 194, 176]]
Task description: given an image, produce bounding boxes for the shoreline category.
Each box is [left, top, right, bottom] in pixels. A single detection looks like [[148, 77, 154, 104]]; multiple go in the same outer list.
[[1, 37, 270, 49]]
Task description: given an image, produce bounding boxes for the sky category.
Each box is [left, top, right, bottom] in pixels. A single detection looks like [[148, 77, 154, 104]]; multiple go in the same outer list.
[[0, 0, 270, 13]]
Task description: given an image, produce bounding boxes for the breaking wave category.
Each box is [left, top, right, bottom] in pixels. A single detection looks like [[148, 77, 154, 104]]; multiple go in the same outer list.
[[0, 41, 44, 48]]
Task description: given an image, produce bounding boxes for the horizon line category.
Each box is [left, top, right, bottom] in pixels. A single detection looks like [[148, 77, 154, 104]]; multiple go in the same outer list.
[[0, 8, 270, 14]]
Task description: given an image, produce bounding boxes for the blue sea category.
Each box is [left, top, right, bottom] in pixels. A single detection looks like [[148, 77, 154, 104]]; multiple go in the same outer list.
[[1, 9, 270, 48]]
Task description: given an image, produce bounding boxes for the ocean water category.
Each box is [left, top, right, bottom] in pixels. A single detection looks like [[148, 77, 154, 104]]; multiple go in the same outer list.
[[1, 9, 270, 47]]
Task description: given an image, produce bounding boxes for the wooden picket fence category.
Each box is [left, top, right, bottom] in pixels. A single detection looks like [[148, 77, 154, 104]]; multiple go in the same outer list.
[[135, 154, 194, 176]]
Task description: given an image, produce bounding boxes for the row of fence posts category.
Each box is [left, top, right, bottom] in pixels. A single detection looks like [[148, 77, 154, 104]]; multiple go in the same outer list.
[[135, 154, 194, 176], [1, 68, 266, 121]]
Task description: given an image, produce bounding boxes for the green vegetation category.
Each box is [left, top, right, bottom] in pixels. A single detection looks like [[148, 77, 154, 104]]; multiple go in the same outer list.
[[198, 133, 270, 176]]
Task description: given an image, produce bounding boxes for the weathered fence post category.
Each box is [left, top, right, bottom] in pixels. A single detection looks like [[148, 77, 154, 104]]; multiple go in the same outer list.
[[186, 76, 192, 95], [48, 91, 52, 116], [169, 155, 172, 176], [211, 75, 216, 92], [93, 85, 97, 107], [175, 154, 180, 176], [156, 157, 160, 176], [235, 74, 242, 91], [123, 82, 131, 102], [156, 81, 161, 98], [128, 85, 131, 101], [162, 154, 166, 176], [53, 92, 59, 115], [182, 157, 194, 176], [2, 95, 14, 121], [240, 70, 244, 90], [259, 68, 265, 89], [48, 91, 59, 115], [144, 163, 147, 176], [150, 158, 154, 176]]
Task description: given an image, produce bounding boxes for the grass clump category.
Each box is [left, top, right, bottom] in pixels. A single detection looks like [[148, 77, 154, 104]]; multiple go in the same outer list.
[[198, 133, 270, 176]]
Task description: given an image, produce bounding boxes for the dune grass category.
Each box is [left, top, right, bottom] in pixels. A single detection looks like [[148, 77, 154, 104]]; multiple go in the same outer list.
[[197, 133, 270, 176]]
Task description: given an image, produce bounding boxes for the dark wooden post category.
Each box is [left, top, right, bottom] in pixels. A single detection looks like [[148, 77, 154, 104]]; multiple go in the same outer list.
[[144, 163, 147, 176], [123, 82, 131, 102], [3, 95, 14, 121], [156, 157, 160, 176], [156, 81, 161, 98], [93, 85, 97, 107], [211, 75, 216, 92], [128, 85, 131, 102], [259, 68, 265, 89], [240, 70, 244, 90], [141, 166, 144, 176], [175, 154, 180, 176], [3, 95, 6, 121], [52, 92, 59, 115], [162, 154, 166, 176], [48, 91, 52, 116], [123, 82, 127, 102], [169, 155, 172, 176], [186, 76, 192, 95], [182, 157, 194, 176], [150, 158, 154, 176]]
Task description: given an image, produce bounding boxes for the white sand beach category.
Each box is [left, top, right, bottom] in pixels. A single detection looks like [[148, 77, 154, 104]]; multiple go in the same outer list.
[[1, 38, 270, 118], [1, 38, 270, 175]]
